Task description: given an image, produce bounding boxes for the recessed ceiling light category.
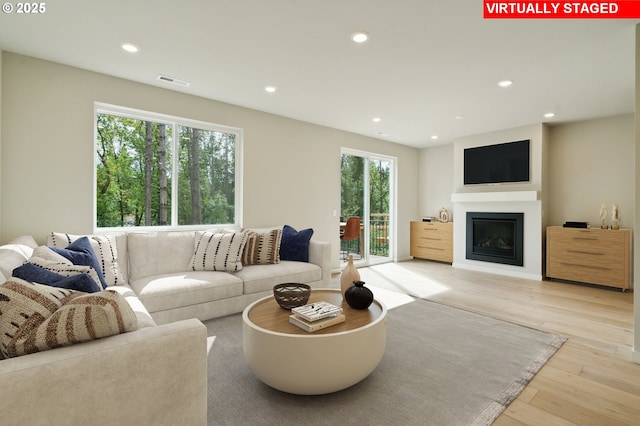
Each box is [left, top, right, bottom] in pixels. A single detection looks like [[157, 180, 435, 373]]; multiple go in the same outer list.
[[455, 115, 464, 120], [265, 86, 277, 93], [543, 112, 555, 118], [431, 135, 438, 140], [351, 32, 369, 43], [372, 117, 381, 123], [122, 43, 138, 53], [497, 80, 513, 88]]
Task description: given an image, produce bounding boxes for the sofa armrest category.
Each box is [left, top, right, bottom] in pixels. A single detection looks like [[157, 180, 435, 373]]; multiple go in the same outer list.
[[308, 240, 331, 287], [0, 319, 207, 426]]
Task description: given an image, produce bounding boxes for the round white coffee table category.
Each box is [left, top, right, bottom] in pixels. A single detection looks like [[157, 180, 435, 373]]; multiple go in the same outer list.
[[242, 289, 387, 395]]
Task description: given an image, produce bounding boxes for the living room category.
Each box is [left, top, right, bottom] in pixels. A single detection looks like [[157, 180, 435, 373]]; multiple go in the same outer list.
[[0, 2, 639, 424]]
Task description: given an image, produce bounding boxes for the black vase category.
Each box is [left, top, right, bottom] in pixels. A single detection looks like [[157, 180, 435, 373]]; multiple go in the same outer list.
[[345, 281, 374, 310]]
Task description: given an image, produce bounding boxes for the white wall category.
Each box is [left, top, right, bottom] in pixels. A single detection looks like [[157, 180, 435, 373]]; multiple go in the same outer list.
[[0, 52, 420, 270], [418, 143, 453, 218], [548, 114, 634, 228]]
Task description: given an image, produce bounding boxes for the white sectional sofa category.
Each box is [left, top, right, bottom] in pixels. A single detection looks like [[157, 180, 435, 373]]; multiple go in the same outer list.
[[125, 230, 331, 324], [0, 228, 332, 425]]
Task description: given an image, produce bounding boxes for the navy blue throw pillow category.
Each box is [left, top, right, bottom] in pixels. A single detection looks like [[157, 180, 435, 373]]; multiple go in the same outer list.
[[280, 225, 314, 262], [12, 262, 102, 293], [50, 237, 108, 289]]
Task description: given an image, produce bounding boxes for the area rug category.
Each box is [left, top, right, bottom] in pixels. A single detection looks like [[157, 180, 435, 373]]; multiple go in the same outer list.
[[205, 299, 565, 426]]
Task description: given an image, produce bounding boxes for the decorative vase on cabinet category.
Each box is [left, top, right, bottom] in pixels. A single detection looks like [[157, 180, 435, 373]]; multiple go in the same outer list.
[[345, 281, 374, 310], [340, 254, 360, 297]]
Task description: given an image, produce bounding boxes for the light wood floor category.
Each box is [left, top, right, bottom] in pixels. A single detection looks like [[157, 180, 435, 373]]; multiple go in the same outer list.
[[346, 260, 640, 425]]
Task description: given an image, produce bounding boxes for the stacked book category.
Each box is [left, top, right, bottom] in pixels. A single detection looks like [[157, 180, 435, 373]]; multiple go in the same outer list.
[[563, 221, 590, 228], [289, 301, 344, 332]]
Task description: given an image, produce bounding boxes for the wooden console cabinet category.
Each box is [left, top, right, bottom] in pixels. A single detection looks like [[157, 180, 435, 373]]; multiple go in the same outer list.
[[410, 221, 453, 263], [546, 226, 631, 290]]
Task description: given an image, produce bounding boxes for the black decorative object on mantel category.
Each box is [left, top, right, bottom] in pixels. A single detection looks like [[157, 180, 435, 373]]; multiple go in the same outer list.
[[345, 281, 374, 310]]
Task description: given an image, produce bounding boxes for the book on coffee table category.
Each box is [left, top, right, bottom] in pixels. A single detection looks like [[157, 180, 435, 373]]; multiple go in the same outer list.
[[289, 313, 346, 332], [291, 301, 342, 322]]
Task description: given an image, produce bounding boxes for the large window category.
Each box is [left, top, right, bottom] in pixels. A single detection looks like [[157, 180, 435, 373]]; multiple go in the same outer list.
[[95, 104, 242, 230]]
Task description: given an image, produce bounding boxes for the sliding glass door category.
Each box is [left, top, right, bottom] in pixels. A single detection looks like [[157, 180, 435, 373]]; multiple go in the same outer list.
[[340, 148, 395, 266]]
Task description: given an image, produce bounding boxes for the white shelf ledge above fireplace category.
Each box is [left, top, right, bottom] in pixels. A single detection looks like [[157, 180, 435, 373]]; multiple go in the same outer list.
[[451, 191, 540, 203]]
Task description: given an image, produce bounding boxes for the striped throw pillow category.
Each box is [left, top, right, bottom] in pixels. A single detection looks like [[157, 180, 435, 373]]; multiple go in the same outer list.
[[191, 231, 248, 272], [27, 247, 103, 290], [47, 233, 125, 286], [241, 227, 283, 265], [0, 279, 138, 358]]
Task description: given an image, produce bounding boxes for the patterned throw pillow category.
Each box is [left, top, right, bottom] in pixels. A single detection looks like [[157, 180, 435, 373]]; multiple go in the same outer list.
[[241, 227, 283, 265], [191, 231, 247, 272], [50, 236, 107, 289], [0, 279, 138, 358], [25, 248, 102, 291], [12, 262, 102, 293], [47, 233, 125, 286]]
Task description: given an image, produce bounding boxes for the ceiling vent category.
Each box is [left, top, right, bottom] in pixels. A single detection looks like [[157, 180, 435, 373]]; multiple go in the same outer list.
[[157, 74, 191, 87]]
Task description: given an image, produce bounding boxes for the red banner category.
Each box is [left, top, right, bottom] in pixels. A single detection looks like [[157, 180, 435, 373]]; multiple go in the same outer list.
[[484, 1, 640, 18]]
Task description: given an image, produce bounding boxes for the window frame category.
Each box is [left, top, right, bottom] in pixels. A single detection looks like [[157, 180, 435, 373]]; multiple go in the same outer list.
[[93, 102, 243, 232]]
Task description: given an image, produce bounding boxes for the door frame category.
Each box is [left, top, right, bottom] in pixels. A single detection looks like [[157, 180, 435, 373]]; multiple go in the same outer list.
[[341, 147, 397, 266]]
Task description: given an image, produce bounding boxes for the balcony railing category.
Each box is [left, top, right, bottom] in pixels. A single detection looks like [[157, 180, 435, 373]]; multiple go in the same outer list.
[[370, 213, 389, 256], [340, 213, 389, 259]]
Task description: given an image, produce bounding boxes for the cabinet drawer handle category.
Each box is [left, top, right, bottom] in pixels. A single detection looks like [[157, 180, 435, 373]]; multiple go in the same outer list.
[[567, 249, 603, 256], [417, 246, 444, 251], [421, 237, 442, 241], [559, 262, 609, 271], [572, 237, 598, 241]]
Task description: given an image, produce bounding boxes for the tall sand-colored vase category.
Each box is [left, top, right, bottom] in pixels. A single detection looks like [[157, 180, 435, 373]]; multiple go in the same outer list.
[[340, 254, 360, 297]]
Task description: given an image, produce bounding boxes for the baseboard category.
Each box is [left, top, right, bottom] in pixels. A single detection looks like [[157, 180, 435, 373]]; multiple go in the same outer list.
[[452, 262, 543, 282], [632, 348, 640, 364]]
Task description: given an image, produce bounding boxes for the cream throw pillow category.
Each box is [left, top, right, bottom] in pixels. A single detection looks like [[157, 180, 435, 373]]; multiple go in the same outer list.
[[191, 231, 247, 272]]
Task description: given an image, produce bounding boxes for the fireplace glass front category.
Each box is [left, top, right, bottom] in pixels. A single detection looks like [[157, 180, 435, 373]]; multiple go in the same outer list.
[[466, 212, 524, 266]]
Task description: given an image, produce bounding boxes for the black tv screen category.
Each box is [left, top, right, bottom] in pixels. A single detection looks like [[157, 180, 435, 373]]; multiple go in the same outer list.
[[464, 140, 530, 185]]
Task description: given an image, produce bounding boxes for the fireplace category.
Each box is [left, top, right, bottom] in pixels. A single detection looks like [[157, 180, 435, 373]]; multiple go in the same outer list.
[[466, 212, 524, 266]]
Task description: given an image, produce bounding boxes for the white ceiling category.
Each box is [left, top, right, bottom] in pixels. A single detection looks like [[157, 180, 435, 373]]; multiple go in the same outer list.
[[0, 1, 637, 148]]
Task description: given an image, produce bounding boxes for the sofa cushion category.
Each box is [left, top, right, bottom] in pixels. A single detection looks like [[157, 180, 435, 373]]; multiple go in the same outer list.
[[241, 227, 282, 265], [50, 236, 107, 289], [0, 279, 137, 358], [0, 235, 38, 280], [235, 261, 322, 295], [130, 271, 243, 313], [47, 233, 126, 286], [128, 231, 196, 281], [191, 231, 247, 272], [280, 225, 314, 262]]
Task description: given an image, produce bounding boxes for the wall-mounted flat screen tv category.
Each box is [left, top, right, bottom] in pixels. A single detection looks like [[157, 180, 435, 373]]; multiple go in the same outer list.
[[463, 139, 530, 185]]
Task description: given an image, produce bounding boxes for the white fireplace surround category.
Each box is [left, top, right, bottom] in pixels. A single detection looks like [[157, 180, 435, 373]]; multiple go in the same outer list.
[[451, 191, 543, 281]]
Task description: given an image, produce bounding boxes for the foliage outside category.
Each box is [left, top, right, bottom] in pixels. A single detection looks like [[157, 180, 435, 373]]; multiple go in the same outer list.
[[340, 154, 390, 256], [96, 113, 236, 228]]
